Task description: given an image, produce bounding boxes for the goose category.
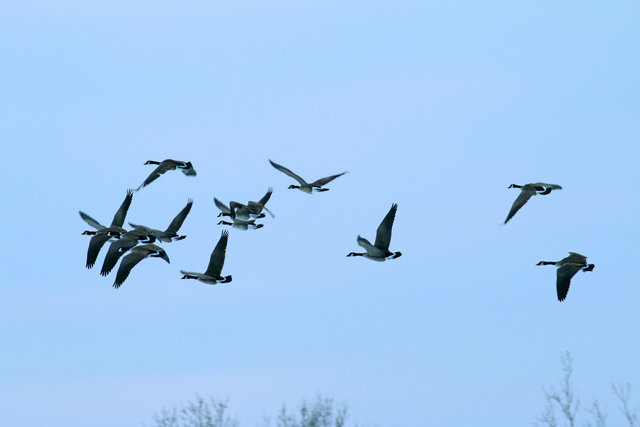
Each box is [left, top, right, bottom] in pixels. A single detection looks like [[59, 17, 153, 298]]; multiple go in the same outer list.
[[214, 189, 275, 220], [347, 203, 402, 261], [113, 244, 170, 289], [100, 226, 156, 276], [214, 198, 254, 221], [136, 159, 196, 191], [217, 218, 264, 231], [79, 189, 133, 268], [537, 252, 595, 301], [181, 230, 232, 284], [269, 159, 347, 193], [128, 199, 193, 242], [504, 182, 562, 224]]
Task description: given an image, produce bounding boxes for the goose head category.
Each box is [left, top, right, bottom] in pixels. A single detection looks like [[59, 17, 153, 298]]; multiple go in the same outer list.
[[508, 184, 522, 189], [288, 185, 300, 190], [144, 160, 161, 165]]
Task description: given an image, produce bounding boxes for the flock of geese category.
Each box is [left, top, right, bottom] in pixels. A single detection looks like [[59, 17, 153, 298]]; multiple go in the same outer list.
[[80, 159, 594, 301]]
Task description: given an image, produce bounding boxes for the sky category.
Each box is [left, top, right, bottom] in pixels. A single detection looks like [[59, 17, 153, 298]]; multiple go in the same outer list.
[[1, 1, 639, 426]]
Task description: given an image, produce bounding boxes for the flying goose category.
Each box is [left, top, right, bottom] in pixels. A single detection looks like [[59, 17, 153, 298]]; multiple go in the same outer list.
[[181, 230, 232, 284], [537, 252, 595, 301], [79, 190, 134, 269], [136, 159, 196, 191], [100, 226, 156, 276], [113, 244, 170, 289], [347, 203, 402, 262], [214, 188, 275, 221], [128, 199, 193, 242], [214, 198, 255, 221], [504, 182, 562, 224], [269, 159, 347, 193]]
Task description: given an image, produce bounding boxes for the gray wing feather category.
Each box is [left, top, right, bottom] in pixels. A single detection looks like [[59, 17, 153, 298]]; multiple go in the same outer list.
[[165, 199, 193, 233], [310, 172, 348, 187], [113, 249, 149, 288], [374, 203, 398, 251], [214, 197, 231, 214], [86, 233, 110, 268], [205, 230, 229, 277], [269, 160, 308, 186], [79, 211, 106, 230], [138, 161, 176, 190], [257, 187, 273, 206], [556, 264, 582, 301], [504, 189, 535, 223], [110, 189, 133, 227]]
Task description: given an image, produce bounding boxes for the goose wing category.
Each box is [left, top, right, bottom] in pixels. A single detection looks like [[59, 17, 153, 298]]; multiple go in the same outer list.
[[165, 199, 193, 234], [205, 230, 229, 277], [79, 211, 106, 230], [214, 197, 231, 214], [374, 203, 398, 251], [113, 247, 150, 288], [257, 187, 273, 206], [101, 237, 138, 276], [137, 160, 176, 190], [310, 171, 348, 187], [556, 264, 582, 301], [564, 252, 587, 265], [357, 235, 376, 252], [86, 233, 110, 269], [110, 189, 134, 227], [504, 188, 536, 224], [269, 160, 308, 186]]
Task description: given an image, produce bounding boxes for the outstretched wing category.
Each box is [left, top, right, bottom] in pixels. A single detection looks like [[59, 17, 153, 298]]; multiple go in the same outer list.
[[374, 203, 398, 251], [269, 160, 308, 186], [165, 199, 193, 234], [86, 233, 110, 268], [310, 172, 348, 187], [257, 187, 273, 206], [205, 230, 229, 277], [504, 189, 535, 224], [113, 249, 148, 288], [111, 189, 134, 227], [214, 197, 231, 214], [101, 238, 137, 276], [556, 264, 582, 301], [79, 211, 106, 230], [137, 161, 175, 190]]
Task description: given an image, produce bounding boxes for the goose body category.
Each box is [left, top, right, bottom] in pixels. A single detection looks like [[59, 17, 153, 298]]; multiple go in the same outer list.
[[269, 159, 347, 193], [113, 244, 170, 289], [504, 182, 562, 224], [347, 203, 402, 262], [136, 159, 196, 191], [80, 190, 133, 268], [181, 230, 232, 284], [128, 199, 193, 242], [537, 252, 595, 301]]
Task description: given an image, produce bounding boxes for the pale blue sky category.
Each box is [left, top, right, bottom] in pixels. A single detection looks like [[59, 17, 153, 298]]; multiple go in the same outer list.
[[1, 1, 639, 426]]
